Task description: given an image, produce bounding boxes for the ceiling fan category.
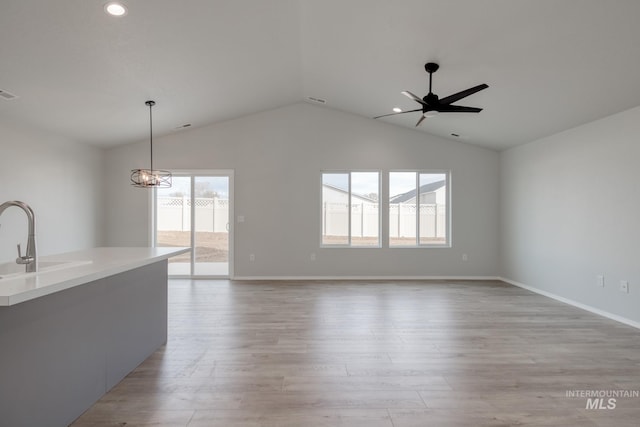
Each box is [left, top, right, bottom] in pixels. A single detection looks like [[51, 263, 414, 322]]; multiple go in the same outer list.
[[374, 62, 488, 127]]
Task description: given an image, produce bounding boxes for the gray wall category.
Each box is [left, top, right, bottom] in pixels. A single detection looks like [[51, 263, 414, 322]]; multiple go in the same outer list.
[[500, 105, 640, 324], [0, 121, 104, 263], [105, 103, 500, 278]]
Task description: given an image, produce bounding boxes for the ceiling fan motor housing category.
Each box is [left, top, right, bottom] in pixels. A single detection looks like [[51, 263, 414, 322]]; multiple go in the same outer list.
[[424, 93, 439, 105]]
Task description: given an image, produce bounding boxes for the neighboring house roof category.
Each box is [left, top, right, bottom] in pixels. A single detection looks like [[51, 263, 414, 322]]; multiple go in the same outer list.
[[323, 183, 378, 203], [390, 180, 446, 204]]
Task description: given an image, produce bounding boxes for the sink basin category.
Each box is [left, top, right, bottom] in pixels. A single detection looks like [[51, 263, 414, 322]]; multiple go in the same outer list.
[[0, 260, 92, 280]]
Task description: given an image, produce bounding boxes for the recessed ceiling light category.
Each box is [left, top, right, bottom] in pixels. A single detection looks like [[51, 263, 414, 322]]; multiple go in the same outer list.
[[104, 2, 127, 17], [392, 107, 402, 113]]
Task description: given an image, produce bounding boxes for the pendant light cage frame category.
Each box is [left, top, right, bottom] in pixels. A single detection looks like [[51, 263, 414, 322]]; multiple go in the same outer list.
[[130, 168, 172, 188], [130, 100, 172, 188]]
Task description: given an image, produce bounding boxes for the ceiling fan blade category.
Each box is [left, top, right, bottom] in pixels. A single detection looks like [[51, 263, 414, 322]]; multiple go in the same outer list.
[[439, 84, 488, 105], [401, 91, 428, 106], [437, 105, 482, 113], [415, 115, 426, 127], [373, 109, 422, 119]]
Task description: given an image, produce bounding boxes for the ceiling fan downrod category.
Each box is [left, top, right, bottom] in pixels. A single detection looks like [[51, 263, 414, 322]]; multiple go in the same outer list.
[[425, 62, 439, 94]]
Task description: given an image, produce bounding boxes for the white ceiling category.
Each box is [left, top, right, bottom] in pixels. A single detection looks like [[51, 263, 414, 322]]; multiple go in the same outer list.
[[1, 0, 640, 150]]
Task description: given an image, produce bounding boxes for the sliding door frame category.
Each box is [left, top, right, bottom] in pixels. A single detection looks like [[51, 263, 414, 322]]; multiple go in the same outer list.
[[151, 169, 234, 279]]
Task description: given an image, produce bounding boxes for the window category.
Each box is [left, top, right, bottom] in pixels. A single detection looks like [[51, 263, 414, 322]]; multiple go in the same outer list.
[[389, 171, 449, 247], [321, 171, 380, 247]]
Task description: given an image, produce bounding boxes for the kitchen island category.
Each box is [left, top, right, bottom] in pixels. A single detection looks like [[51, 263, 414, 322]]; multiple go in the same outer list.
[[0, 247, 189, 427]]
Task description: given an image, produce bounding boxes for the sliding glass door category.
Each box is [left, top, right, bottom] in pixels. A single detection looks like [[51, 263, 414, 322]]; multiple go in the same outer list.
[[155, 171, 233, 278]]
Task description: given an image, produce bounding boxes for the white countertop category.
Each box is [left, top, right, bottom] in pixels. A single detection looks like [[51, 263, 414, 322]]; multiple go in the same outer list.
[[0, 247, 190, 306]]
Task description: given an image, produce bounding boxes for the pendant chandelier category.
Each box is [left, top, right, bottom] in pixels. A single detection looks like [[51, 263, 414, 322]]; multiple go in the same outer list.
[[130, 100, 172, 188]]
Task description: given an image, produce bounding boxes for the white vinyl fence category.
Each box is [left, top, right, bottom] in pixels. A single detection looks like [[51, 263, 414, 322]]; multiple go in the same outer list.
[[322, 202, 380, 237], [157, 197, 229, 232], [389, 203, 446, 239], [322, 202, 446, 239]]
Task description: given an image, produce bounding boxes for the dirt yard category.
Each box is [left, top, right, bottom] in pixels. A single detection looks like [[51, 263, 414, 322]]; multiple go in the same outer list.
[[157, 231, 228, 262]]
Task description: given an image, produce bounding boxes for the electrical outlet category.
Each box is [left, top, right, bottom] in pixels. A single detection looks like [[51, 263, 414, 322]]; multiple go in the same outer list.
[[620, 280, 629, 293], [462, 253, 468, 261], [310, 253, 316, 261], [597, 275, 605, 287], [237, 215, 245, 223], [249, 254, 255, 262]]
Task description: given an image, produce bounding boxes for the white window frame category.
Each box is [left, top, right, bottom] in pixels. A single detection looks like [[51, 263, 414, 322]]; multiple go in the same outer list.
[[320, 170, 381, 248], [388, 170, 451, 248]]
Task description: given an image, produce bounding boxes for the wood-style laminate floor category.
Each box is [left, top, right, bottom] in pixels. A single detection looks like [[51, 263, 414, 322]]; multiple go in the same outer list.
[[72, 280, 640, 426]]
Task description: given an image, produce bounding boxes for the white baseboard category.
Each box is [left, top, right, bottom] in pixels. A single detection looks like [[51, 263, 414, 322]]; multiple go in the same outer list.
[[231, 275, 500, 281], [499, 276, 640, 330]]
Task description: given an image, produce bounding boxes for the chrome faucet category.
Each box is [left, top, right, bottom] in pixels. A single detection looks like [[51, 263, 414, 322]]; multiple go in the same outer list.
[[0, 201, 37, 273]]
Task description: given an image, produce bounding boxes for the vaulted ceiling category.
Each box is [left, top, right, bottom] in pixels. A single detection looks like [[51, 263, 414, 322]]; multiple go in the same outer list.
[[1, 0, 640, 150]]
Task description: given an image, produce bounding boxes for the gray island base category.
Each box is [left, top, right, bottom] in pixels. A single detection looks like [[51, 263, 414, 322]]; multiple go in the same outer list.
[[0, 247, 188, 427]]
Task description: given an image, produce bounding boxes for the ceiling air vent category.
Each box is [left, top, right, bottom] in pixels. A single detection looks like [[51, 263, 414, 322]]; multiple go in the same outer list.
[[307, 96, 326, 104], [0, 89, 18, 100], [173, 123, 192, 131]]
